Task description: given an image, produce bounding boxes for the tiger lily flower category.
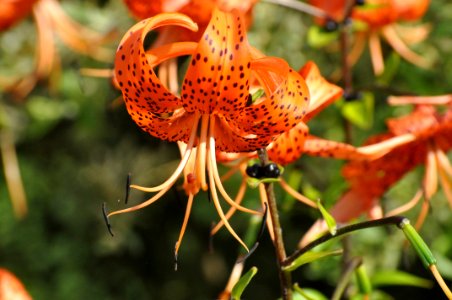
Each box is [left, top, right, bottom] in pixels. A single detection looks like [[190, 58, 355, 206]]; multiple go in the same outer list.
[[107, 9, 310, 255], [211, 61, 420, 238], [310, 0, 431, 75], [0, 268, 32, 300], [1, 0, 114, 99], [301, 95, 452, 246]]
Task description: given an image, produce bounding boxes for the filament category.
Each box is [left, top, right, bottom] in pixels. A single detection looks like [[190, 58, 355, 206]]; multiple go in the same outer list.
[[131, 115, 199, 192], [175, 193, 195, 255], [211, 180, 248, 236], [279, 179, 317, 208], [207, 136, 249, 252]]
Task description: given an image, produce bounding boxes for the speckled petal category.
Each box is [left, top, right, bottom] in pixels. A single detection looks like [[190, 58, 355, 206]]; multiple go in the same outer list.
[[300, 61, 343, 122], [181, 8, 251, 114], [115, 13, 198, 115], [235, 57, 310, 138]]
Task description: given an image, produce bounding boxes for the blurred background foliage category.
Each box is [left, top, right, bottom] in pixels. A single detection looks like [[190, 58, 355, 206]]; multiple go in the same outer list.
[[0, 0, 451, 299]]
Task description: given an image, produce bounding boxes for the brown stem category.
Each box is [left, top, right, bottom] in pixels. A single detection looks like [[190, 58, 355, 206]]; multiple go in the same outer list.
[[340, 0, 355, 144], [257, 148, 292, 300]]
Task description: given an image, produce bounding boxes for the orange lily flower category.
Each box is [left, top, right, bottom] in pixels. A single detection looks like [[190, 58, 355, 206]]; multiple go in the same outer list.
[[0, 0, 38, 31], [302, 95, 452, 246], [1, 0, 113, 99], [211, 61, 418, 239], [310, 0, 431, 75], [107, 9, 310, 255], [0, 268, 32, 300]]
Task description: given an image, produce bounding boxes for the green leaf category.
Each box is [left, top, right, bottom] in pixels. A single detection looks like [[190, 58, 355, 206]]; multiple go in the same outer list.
[[231, 266, 258, 300], [283, 249, 343, 272], [293, 284, 329, 300], [355, 265, 372, 294], [317, 199, 337, 235], [371, 270, 433, 289], [377, 52, 401, 85], [341, 92, 374, 129], [307, 25, 339, 48]]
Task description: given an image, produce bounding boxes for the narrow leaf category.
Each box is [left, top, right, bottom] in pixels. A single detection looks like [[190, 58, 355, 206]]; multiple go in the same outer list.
[[231, 266, 258, 299], [293, 284, 329, 300], [283, 249, 343, 272], [371, 270, 433, 289], [317, 199, 337, 235]]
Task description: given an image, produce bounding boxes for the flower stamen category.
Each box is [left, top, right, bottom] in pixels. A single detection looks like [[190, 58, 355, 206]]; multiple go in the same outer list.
[[175, 193, 195, 256], [130, 115, 200, 193]]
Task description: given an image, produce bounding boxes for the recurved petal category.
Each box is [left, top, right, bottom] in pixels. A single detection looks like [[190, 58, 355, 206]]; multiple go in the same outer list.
[[115, 14, 198, 115], [267, 122, 309, 165], [181, 8, 252, 114], [303, 135, 366, 159], [386, 105, 439, 138], [132, 108, 198, 142], [236, 57, 310, 138], [300, 61, 343, 122], [213, 115, 273, 152]]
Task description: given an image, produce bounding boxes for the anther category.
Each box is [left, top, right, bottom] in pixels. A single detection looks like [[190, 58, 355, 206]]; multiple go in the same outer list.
[[246, 163, 263, 178], [125, 173, 131, 204], [324, 18, 339, 32], [263, 163, 281, 178], [102, 202, 114, 236]]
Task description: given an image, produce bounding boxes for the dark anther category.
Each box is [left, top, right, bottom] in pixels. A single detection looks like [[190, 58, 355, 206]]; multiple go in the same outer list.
[[102, 202, 114, 237], [324, 18, 339, 32], [245, 163, 263, 178], [237, 203, 268, 264], [263, 163, 281, 178], [174, 243, 179, 271], [124, 173, 131, 204], [343, 91, 362, 102], [355, 0, 365, 6], [246, 93, 253, 106]]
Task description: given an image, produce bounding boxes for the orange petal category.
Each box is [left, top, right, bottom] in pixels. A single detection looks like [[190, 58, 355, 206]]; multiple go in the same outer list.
[[181, 8, 252, 114], [213, 115, 272, 152], [0, 268, 32, 300], [388, 95, 452, 106], [303, 135, 365, 160], [267, 122, 309, 165], [368, 31, 384, 75], [237, 57, 310, 137], [382, 25, 430, 69], [115, 13, 197, 115], [386, 105, 438, 137], [300, 61, 343, 122]]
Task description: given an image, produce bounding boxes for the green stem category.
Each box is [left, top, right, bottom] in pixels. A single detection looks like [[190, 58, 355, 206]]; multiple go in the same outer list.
[[332, 257, 362, 300], [257, 148, 292, 300], [284, 216, 406, 266]]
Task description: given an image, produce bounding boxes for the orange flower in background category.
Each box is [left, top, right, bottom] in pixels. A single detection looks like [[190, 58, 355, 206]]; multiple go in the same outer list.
[[1, 0, 114, 99], [302, 95, 452, 246], [106, 9, 310, 255], [0, 268, 32, 300], [310, 0, 431, 75], [0, 0, 39, 31]]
